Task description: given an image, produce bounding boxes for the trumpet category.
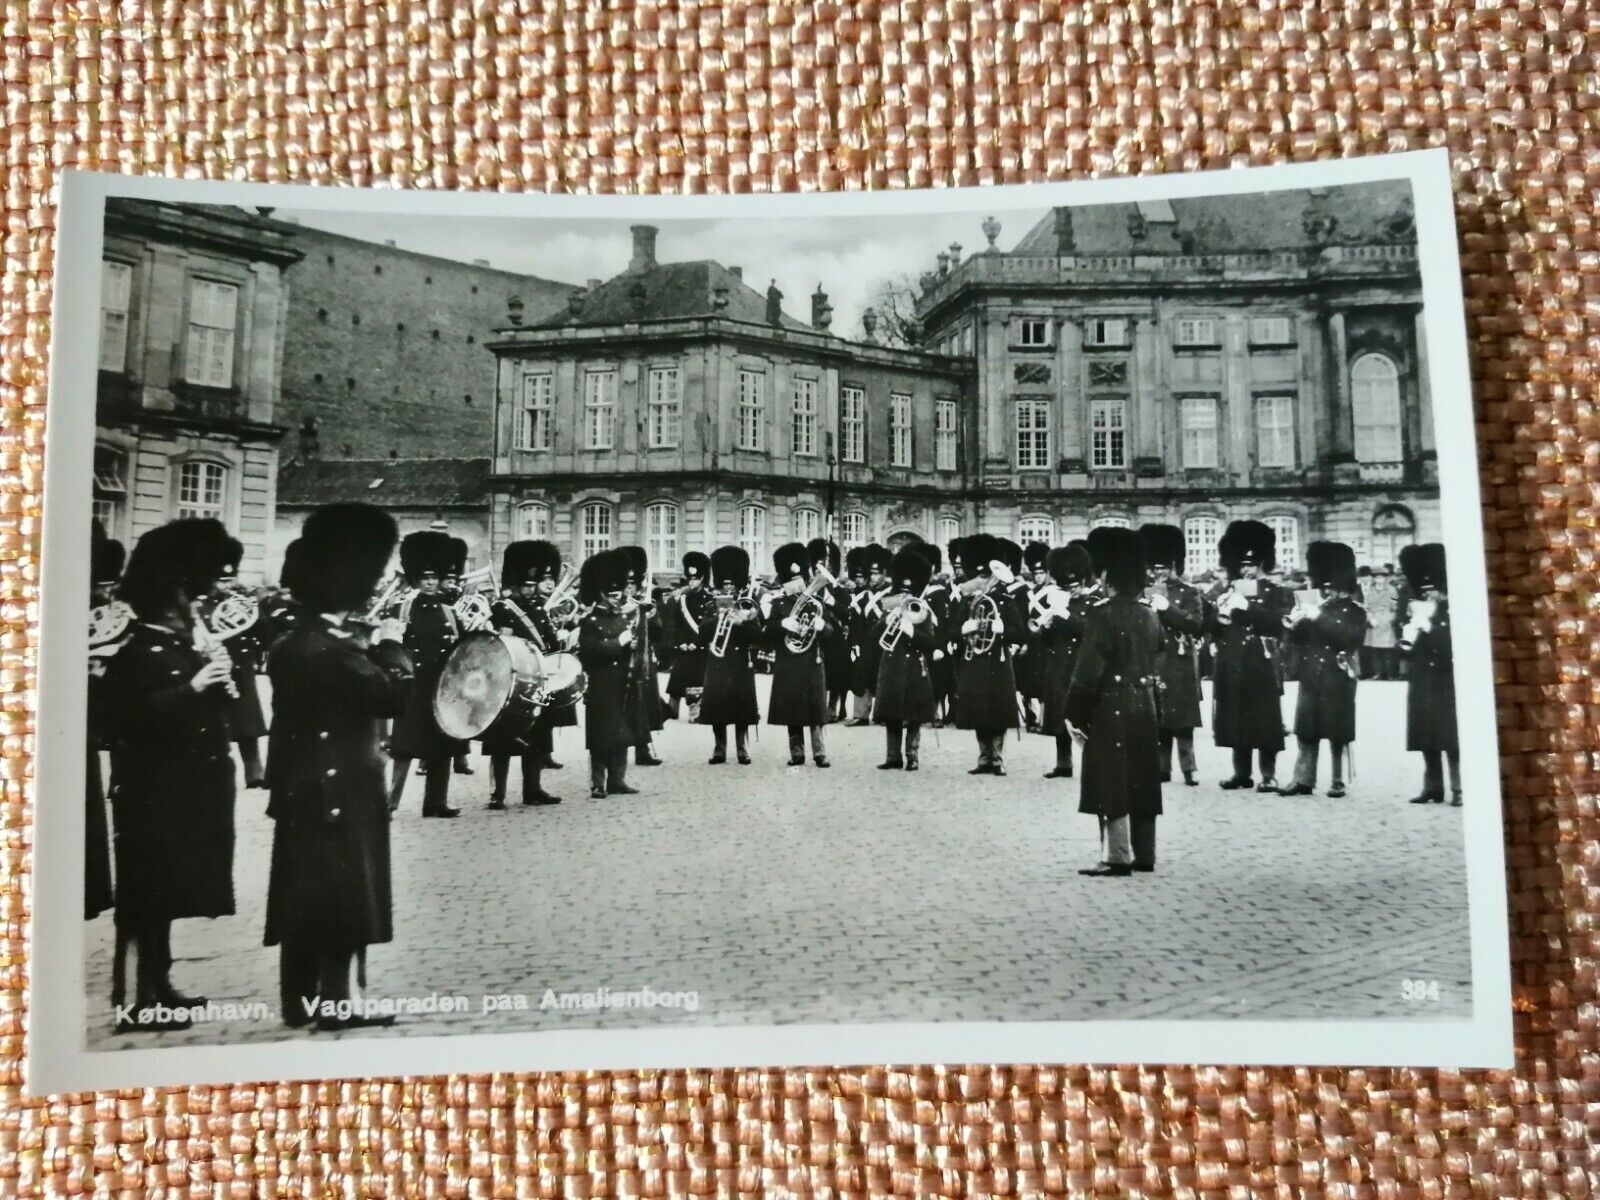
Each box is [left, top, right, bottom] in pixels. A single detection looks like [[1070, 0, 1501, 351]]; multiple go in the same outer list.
[[782, 566, 837, 654], [542, 565, 582, 625], [879, 585, 933, 651], [360, 572, 409, 624], [708, 590, 756, 658]]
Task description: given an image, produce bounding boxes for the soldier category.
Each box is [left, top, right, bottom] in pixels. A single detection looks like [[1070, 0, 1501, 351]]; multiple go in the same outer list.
[[697, 546, 761, 764], [664, 551, 715, 721], [908, 542, 953, 726], [1034, 541, 1093, 780], [1280, 541, 1368, 798], [264, 503, 414, 1030], [1209, 520, 1293, 792], [1065, 527, 1165, 877], [86, 522, 126, 923], [939, 536, 969, 723], [1399, 544, 1459, 806], [762, 541, 838, 767], [442, 536, 476, 778], [952, 533, 1026, 775], [578, 549, 644, 798], [484, 539, 571, 809], [872, 545, 938, 771], [386, 530, 463, 818], [1017, 540, 1051, 731], [213, 538, 269, 789], [102, 517, 237, 1030], [835, 547, 867, 721], [810, 538, 851, 724], [618, 545, 668, 767], [846, 544, 892, 726], [1140, 524, 1206, 787]]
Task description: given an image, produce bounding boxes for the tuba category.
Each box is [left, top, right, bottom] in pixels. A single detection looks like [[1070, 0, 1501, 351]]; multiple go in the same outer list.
[[89, 599, 134, 649], [205, 591, 260, 640], [963, 575, 1002, 659], [783, 566, 837, 654], [542, 565, 582, 625], [879, 586, 932, 652]]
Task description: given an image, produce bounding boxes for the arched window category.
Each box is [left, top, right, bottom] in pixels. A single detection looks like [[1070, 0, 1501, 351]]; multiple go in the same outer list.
[[1264, 514, 1301, 572], [93, 444, 128, 538], [579, 501, 613, 558], [1089, 514, 1131, 530], [840, 511, 869, 552], [515, 501, 551, 540], [645, 501, 679, 569], [174, 459, 228, 521], [936, 515, 961, 548], [792, 507, 822, 546], [1371, 504, 1416, 569], [1183, 515, 1222, 577], [1352, 353, 1403, 463], [1018, 515, 1055, 544], [738, 504, 767, 565]]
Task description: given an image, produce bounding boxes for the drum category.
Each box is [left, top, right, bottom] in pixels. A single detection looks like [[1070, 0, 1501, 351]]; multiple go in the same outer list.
[[534, 650, 587, 709], [433, 632, 546, 743]]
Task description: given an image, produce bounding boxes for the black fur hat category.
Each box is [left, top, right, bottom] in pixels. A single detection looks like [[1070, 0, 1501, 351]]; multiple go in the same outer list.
[[579, 548, 630, 603], [710, 546, 750, 589], [1139, 524, 1186, 573], [844, 546, 867, 580], [909, 540, 942, 572], [891, 544, 933, 592], [296, 503, 400, 614], [682, 550, 710, 582], [1218, 520, 1276, 578], [1047, 543, 1092, 587], [1307, 541, 1358, 593], [502, 539, 560, 589], [221, 536, 244, 579], [91, 521, 126, 585], [445, 536, 469, 578], [962, 533, 1000, 576], [1085, 527, 1120, 576], [120, 517, 235, 620], [773, 541, 811, 582], [1399, 543, 1447, 592], [862, 543, 892, 576], [1096, 527, 1146, 595], [807, 537, 840, 577], [617, 544, 648, 584], [997, 537, 1024, 575], [278, 538, 305, 592], [399, 530, 454, 584], [946, 536, 968, 572], [1023, 540, 1050, 571]]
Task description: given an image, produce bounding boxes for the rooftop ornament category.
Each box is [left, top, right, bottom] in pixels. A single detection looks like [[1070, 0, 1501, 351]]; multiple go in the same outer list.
[[982, 215, 1001, 252]]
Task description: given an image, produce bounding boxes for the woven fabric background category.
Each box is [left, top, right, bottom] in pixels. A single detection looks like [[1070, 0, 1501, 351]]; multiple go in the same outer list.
[[4, 1, 1597, 1195]]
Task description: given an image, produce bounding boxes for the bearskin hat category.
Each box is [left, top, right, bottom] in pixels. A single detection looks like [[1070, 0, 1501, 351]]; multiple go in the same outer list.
[[1139, 524, 1186, 573], [962, 532, 1001, 576], [710, 546, 750, 589], [682, 550, 710, 582], [295, 503, 399, 614], [399, 530, 454, 584], [617, 544, 649, 584], [997, 537, 1024, 575], [579, 548, 630, 603], [220, 535, 244, 579], [445, 536, 469, 578], [278, 537, 306, 592], [807, 537, 840, 577], [909, 540, 942, 572], [946, 536, 968, 572], [844, 546, 867, 580], [891, 544, 933, 593], [502, 539, 560, 589], [120, 517, 235, 620], [773, 541, 811, 582], [91, 521, 125, 585], [1085, 527, 1120, 576], [1047, 543, 1092, 587], [862, 543, 892, 576], [1399, 543, 1446, 592], [1307, 541, 1358, 593], [1023, 540, 1051, 571], [1218, 519, 1276, 578], [1095, 527, 1146, 595]]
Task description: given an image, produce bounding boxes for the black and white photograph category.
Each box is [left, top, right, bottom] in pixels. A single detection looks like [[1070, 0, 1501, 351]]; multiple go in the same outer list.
[[32, 151, 1513, 1092]]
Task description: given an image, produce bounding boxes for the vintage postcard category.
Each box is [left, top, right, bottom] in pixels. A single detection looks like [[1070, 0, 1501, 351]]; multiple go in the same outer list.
[[31, 149, 1513, 1092]]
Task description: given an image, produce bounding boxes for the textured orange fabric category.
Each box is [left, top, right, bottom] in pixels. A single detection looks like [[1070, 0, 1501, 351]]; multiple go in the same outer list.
[[4, 1, 1597, 1195]]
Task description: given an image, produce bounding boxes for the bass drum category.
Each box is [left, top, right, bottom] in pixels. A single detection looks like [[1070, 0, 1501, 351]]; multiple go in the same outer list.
[[534, 650, 587, 710], [433, 631, 545, 744]]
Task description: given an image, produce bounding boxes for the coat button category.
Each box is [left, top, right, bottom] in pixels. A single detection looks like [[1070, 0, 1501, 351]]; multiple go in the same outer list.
[[325, 768, 337, 777], [319, 730, 330, 739]]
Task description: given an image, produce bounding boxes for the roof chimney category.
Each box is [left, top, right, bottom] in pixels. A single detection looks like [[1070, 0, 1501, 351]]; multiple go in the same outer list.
[[629, 225, 658, 273], [729, 266, 743, 280], [473, 257, 490, 266], [765, 281, 783, 327], [810, 285, 832, 332], [1053, 208, 1075, 253]]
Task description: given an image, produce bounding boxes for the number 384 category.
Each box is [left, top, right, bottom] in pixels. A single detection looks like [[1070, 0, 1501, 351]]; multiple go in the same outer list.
[[1401, 979, 1442, 1002]]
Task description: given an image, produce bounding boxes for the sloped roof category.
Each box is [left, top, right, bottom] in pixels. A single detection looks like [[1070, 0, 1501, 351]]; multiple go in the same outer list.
[[1010, 181, 1416, 256], [278, 457, 491, 507], [535, 259, 810, 330]]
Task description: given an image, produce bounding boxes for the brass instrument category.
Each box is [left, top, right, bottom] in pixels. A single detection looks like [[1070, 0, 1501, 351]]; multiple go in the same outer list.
[[89, 599, 134, 649], [963, 574, 1003, 659], [879, 585, 933, 651], [205, 591, 260, 640], [542, 565, 582, 625], [782, 565, 837, 654], [1398, 597, 1436, 650], [361, 572, 409, 624], [191, 600, 239, 699]]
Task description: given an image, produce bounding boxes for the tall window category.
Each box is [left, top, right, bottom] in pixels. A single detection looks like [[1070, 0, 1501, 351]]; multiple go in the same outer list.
[[583, 370, 617, 450], [517, 372, 553, 451], [792, 507, 821, 545], [1015, 399, 1051, 470], [738, 505, 767, 562], [1184, 515, 1221, 576], [1089, 399, 1127, 470], [840, 511, 868, 551], [1018, 515, 1055, 544], [1351, 353, 1402, 462], [184, 279, 238, 387], [1017, 317, 1051, 347], [580, 502, 613, 557], [515, 502, 551, 539], [1266, 514, 1301, 572], [1256, 394, 1296, 468], [889, 394, 912, 467], [93, 444, 127, 536], [1249, 315, 1294, 346], [1084, 317, 1129, 348], [792, 377, 819, 456], [100, 261, 132, 372], [1173, 316, 1218, 347], [936, 515, 961, 547], [961, 326, 974, 355], [1371, 505, 1416, 568], [645, 502, 678, 568], [737, 369, 766, 451], [1180, 396, 1218, 468], [647, 367, 681, 448], [840, 386, 865, 463], [936, 399, 958, 470], [175, 460, 227, 520]]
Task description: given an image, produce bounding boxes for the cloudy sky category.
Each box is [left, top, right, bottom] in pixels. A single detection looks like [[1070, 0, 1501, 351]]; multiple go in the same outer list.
[[277, 203, 1051, 335]]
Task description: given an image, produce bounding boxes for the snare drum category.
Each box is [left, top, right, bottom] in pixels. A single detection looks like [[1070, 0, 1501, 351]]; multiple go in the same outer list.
[[533, 650, 587, 709], [433, 632, 546, 743]]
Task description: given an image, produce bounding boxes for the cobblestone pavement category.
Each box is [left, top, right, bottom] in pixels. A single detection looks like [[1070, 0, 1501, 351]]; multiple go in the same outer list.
[[84, 677, 1475, 1049]]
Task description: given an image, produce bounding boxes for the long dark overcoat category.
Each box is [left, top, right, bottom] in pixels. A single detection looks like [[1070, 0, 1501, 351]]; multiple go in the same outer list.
[[1404, 597, 1458, 753], [264, 621, 412, 951], [629, 602, 668, 733], [221, 610, 270, 741], [695, 609, 761, 726], [1152, 579, 1206, 732], [849, 586, 891, 695], [1208, 581, 1292, 751], [952, 583, 1026, 730], [1035, 589, 1094, 736], [1013, 583, 1047, 701], [103, 623, 236, 924], [923, 582, 955, 708], [476, 596, 573, 758], [822, 586, 853, 694], [1290, 595, 1367, 744], [578, 603, 645, 751], [665, 588, 717, 701], [85, 660, 115, 919], [1065, 596, 1165, 823], [871, 601, 938, 725], [389, 593, 464, 760], [764, 592, 837, 725]]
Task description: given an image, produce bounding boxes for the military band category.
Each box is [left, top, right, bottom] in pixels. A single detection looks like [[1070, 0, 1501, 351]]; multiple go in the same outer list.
[[87, 501, 1460, 1030]]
